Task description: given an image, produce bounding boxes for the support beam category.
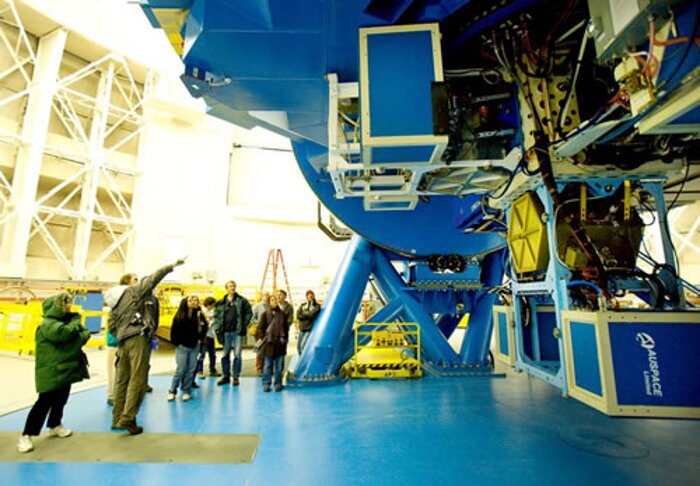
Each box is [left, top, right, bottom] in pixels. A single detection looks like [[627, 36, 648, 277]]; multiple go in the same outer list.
[[0, 28, 67, 277], [290, 235, 374, 382], [460, 248, 506, 367], [72, 62, 115, 279], [372, 249, 462, 367]]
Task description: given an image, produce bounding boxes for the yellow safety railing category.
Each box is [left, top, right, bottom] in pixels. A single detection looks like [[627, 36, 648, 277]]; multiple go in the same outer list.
[[0, 301, 110, 355], [0, 301, 43, 355], [155, 283, 259, 343], [346, 322, 422, 379]]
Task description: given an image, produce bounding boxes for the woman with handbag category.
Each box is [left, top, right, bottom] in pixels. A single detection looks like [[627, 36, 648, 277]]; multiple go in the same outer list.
[[256, 294, 291, 392], [17, 293, 91, 453]]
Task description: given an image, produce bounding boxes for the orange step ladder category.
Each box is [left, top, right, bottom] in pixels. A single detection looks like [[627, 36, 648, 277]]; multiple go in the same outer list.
[[259, 249, 293, 307]]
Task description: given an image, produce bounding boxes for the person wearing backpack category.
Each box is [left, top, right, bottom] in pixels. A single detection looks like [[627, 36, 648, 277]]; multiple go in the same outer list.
[[104, 273, 139, 406], [109, 259, 185, 435], [16, 293, 90, 453]]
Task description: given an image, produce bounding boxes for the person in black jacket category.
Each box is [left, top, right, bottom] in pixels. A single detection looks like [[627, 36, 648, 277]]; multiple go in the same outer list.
[[212, 280, 252, 386], [256, 294, 292, 392], [167, 296, 206, 402], [296, 290, 321, 355]]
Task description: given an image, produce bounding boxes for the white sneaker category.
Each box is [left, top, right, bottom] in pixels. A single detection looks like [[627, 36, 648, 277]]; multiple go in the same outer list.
[[48, 424, 72, 438], [167, 392, 176, 401], [182, 393, 191, 402], [17, 435, 33, 453]]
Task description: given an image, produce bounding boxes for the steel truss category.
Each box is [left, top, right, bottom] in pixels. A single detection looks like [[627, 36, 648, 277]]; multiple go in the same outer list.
[[0, 0, 146, 279]]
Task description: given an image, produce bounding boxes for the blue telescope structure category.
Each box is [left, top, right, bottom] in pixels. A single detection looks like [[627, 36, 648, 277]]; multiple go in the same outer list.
[[140, 1, 700, 418]]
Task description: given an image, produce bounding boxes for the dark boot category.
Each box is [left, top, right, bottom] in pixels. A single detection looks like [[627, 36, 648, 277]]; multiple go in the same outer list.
[[116, 420, 143, 435]]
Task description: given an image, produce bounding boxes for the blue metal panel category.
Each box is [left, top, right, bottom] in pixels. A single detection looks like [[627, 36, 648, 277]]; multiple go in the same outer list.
[[185, 32, 325, 79], [609, 321, 700, 407], [570, 321, 602, 397], [370, 146, 436, 164], [366, 30, 435, 137], [535, 308, 560, 361], [202, 79, 327, 113], [670, 108, 700, 125], [498, 312, 509, 356], [364, 0, 414, 23]]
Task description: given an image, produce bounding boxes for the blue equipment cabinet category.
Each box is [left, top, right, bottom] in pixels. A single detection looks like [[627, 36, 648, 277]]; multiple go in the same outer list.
[[562, 311, 700, 418], [359, 24, 447, 167]]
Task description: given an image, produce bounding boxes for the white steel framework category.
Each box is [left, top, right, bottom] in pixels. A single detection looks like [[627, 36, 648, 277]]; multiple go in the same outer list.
[[0, 0, 145, 280]]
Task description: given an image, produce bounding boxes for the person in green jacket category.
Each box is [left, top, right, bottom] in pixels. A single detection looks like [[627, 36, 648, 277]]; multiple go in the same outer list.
[[16, 293, 90, 454]]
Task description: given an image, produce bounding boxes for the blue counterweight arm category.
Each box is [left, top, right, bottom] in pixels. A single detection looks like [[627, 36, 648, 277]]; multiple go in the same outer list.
[[460, 248, 507, 367]]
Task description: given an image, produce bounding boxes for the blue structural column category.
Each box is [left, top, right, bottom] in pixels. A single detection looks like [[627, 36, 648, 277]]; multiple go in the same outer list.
[[289, 235, 375, 383], [372, 249, 462, 367], [460, 248, 507, 367]]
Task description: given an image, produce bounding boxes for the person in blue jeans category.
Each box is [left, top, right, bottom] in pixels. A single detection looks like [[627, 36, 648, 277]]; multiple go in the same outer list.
[[213, 281, 252, 386], [168, 296, 206, 401], [256, 294, 291, 392], [195, 296, 219, 378]]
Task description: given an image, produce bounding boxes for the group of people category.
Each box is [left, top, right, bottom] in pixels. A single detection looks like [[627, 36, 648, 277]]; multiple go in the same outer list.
[[16, 259, 322, 452], [172, 284, 321, 395]]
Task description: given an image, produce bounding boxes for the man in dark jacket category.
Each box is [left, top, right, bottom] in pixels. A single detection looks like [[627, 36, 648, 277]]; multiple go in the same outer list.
[[109, 259, 184, 435], [17, 293, 90, 453], [213, 280, 252, 386], [296, 290, 321, 354]]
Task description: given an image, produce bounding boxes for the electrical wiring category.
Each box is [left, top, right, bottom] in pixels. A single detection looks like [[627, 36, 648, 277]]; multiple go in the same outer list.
[[484, 159, 524, 201], [549, 73, 635, 148], [638, 201, 657, 226], [557, 25, 591, 132], [490, 32, 543, 132], [550, 193, 609, 270], [649, 17, 700, 48], [627, 50, 659, 77], [598, 5, 699, 144], [567, 280, 609, 310], [667, 158, 690, 211], [480, 197, 508, 228]]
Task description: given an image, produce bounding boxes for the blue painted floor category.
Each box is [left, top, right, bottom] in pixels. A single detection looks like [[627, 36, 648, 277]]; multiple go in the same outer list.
[[1, 370, 699, 485]]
